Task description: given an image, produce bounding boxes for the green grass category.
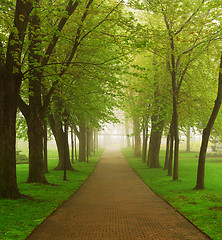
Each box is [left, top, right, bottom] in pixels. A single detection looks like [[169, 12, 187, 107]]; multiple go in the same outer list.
[[0, 148, 103, 240], [122, 147, 222, 240]]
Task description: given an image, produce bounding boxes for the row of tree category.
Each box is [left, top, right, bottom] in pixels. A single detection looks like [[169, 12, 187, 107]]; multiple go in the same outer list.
[[1, 0, 222, 199], [124, 0, 222, 190], [0, 0, 138, 198]]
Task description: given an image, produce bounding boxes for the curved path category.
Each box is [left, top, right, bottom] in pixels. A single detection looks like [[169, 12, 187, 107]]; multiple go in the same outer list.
[[27, 147, 210, 240]]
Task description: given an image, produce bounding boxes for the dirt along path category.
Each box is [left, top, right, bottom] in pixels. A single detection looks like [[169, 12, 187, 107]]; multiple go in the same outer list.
[[27, 146, 210, 240]]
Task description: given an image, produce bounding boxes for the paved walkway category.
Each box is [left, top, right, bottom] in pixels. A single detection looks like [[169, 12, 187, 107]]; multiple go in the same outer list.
[[27, 147, 210, 240]]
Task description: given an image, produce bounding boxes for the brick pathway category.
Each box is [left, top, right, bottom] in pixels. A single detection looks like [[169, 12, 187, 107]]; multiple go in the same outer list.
[[27, 147, 211, 240]]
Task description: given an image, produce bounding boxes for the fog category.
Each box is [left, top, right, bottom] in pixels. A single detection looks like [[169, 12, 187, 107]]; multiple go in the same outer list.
[[16, 123, 204, 153]]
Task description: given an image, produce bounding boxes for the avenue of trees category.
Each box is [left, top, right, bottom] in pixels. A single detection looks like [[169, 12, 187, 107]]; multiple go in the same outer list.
[[0, 0, 137, 198], [0, 0, 222, 199], [123, 0, 222, 190]]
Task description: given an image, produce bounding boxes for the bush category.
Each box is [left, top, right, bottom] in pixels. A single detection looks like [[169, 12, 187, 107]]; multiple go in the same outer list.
[[16, 151, 28, 164]]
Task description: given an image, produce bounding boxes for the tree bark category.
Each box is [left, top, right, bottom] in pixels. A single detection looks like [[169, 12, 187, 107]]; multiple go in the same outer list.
[[48, 114, 74, 171], [168, 134, 174, 176], [164, 134, 170, 170], [194, 54, 222, 190], [43, 119, 49, 173], [86, 127, 89, 162], [132, 136, 135, 151], [142, 119, 148, 163], [133, 117, 141, 157], [78, 122, 86, 162], [125, 118, 131, 147], [94, 130, 98, 150], [186, 126, 191, 152], [26, 112, 48, 183], [19, 99, 47, 184], [167, 120, 174, 176], [0, 71, 21, 197], [71, 127, 74, 163], [147, 115, 164, 168], [169, 36, 179, 181], [93, 129, 96, 155], [88, 128, 94, 154], [75, 134, 78, 161]]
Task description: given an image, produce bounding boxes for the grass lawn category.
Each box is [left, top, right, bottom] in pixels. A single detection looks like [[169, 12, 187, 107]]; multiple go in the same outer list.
[[0, 148, 103, 240], [122, 147, 222, 240]]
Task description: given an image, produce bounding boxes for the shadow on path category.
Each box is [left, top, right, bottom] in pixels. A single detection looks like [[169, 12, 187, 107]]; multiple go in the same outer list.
[[27, 146, 210, 240]]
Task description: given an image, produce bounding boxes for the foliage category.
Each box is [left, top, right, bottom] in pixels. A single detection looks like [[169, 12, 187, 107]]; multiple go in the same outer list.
[[16, 151, 28, 164]]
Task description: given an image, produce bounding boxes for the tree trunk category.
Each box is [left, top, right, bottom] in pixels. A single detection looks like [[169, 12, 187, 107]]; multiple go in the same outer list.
[[172, 94, 179, 181], [142, 120, 148, 163], [78, 122, 86, 162], [125, 118, 131, 147], [168, 134, 174, 176], [43, 119, 48, 173], [63, 125, 71, 173], [94, 130, 98, 150], [93, 129, 96, 155], [186, 126, 191, 152], [133, 117, 141, 157], [71, 127, 74, 164], [48, 114, 74, 171], [75, 134, 78, 161], [164, 134, 170, 170], [132, 136, 134, 151], [88, 128, 93, 154], [86, 128, 89, 163], [170, 36, 179, 181], [167, 121, 174, 176], [26, 113, 48, 183], [194, 54, 222, 190], [173, 131, 179, 181], [147, 115, 164, 168], [0, 75, 21, 198], [142, 127, 146, 163]]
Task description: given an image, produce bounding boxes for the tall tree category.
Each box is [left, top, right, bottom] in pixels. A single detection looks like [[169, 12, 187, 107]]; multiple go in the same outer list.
[[0, 0, 33, 198], [18, 0, 81, 183], [195, 53, 222, 190]]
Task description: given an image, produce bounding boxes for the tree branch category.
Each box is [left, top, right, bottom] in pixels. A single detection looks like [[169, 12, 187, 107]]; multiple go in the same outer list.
[[41, 0, 79, 66], [18, 95, 30, 121], [174, 0, 205, 36], [79, 0, 123, 43]]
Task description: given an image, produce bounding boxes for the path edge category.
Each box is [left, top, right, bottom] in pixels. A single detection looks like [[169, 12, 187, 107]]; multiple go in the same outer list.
[[26, 151, 104, 240]]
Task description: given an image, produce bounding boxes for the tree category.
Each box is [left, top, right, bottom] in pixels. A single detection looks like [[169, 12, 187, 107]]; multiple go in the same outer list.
[[48, 110, 74, 171], [195, 53, 222, 190], [0, 0, 33, 198], [18, 0, 82, 183]]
